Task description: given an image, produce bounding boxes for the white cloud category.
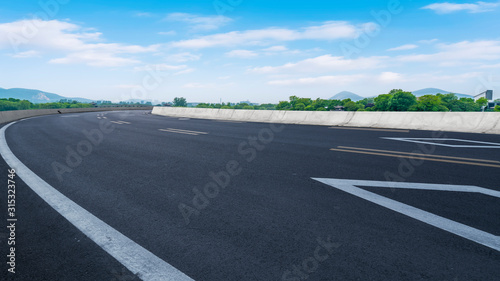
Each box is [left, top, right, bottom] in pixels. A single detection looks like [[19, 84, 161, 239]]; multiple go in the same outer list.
[[114, 84, 139, 89], [49, 51, 141, 67], [171, 21, 366, 49], [250, 54, 386, 74], [379, 72, 403, 83], [183, 82, 215, 88], [165, 52, 200, 62], [226, 49, 258, 58], [398, 40, 500, 66], [268, 74, 365, 86], [174, 68, 195, 75], [9, 50, 39, 58], [158, 31, 176, 36], [0, 19, 158, 67], [387, 44, 419, 51], [479, 63, 500, 68], [418, 39, 439, 44], [262, 46, 288, 52], [164, 13, 232, 31], [134, 63, 187, 72], [422, 1, 500, 14], [134, 12, 153, 17]]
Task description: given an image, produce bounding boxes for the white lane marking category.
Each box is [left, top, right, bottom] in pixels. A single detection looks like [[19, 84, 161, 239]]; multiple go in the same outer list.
[[60, 115, 81, 118], [215, 120, 246, 124], [0, 121, 194, 281], [159, 129, 198, 135], [111, 121, 131, 124], [165, 128, 208, 135], [158, 128, 208, 135], [383, 137, 500, 148], [312, 178, 500, 252]]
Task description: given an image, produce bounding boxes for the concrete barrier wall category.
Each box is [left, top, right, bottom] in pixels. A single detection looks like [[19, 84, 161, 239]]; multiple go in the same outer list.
[[0, 107, 152, 125], [152, 107, 500, 134]]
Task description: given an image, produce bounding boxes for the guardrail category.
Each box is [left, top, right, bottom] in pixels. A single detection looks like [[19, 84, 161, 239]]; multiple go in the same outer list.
[[0, 107, 153, 124], [152, 107, 500, 134]]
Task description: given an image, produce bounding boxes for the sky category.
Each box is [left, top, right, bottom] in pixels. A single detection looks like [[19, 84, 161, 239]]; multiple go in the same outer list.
[[1, 0, 500, 103]]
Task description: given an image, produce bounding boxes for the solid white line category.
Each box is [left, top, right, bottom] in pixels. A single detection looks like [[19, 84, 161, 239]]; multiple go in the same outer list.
[[158, 129, 199, 135], [314, 178, 500, 198], [312, 178, 500, 252], [0, 121, 194, 281], [383, 137, 500, 148], [165, 128, 208, 134]]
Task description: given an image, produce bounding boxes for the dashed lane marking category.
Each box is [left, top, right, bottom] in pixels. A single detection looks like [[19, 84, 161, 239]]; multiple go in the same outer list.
[[158, 128, 208, 135]]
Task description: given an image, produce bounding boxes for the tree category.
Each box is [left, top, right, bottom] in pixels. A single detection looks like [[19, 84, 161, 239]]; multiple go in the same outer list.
[[495, 105, 500, 112], [295, 103, 305, 111], [374, 94, 392, 111], [456, 98, 480, 112], [437, 93, 459, 111], [173, 97, 187, 107], [276, 101, 291, 110], [344, 101, 361, 111], [388, 89, 403, 95], [476, 97, 488, 107], [357, 97, 374, 107], [196, 103, 210, 108], [327, 99, 343, 111], [412, 95, 448, 111], [388, 91, 417, 111]]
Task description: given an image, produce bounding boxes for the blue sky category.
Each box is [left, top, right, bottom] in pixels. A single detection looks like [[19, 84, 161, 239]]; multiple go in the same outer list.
[[1, 0, 499, 103]]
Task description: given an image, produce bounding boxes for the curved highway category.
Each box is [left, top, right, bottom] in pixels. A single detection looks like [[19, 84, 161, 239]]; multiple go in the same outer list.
[[1, 110, 499, 280]]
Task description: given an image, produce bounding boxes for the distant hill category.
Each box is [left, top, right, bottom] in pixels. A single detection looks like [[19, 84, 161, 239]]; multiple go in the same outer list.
[[411, 88, 473, 99], [330, 91, 364, 101], [0, 87, 94, 103]]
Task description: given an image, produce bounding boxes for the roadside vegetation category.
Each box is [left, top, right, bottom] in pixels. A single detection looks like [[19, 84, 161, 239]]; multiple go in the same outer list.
[[0, 98, 93, 111], [173, 89, 497, 112]]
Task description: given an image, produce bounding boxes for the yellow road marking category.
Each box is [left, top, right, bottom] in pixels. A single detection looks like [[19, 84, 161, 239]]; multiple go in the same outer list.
[[338, 146, 500, 164], [329, 127, 410, 133], [329, 148, 500, 168]]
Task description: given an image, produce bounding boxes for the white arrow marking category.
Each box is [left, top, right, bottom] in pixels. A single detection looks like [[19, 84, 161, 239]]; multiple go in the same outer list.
[[312, 178, 500, 252]]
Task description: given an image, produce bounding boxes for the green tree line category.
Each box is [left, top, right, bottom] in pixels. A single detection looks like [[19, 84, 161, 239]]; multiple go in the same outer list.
[[195, 102, 277, 110], [275, 90, 496, 112], [172, 91, 500, 112], [0, 98, 93, 111]]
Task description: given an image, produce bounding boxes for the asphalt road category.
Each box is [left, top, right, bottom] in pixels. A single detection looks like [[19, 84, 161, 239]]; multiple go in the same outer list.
[[1, 110, 499, 281]]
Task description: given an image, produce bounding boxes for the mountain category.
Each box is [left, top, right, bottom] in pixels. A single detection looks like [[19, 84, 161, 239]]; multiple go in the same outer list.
[[330, 91, 364, 101], [411, 88, 473, 99], [0, 87, 94, 103]]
